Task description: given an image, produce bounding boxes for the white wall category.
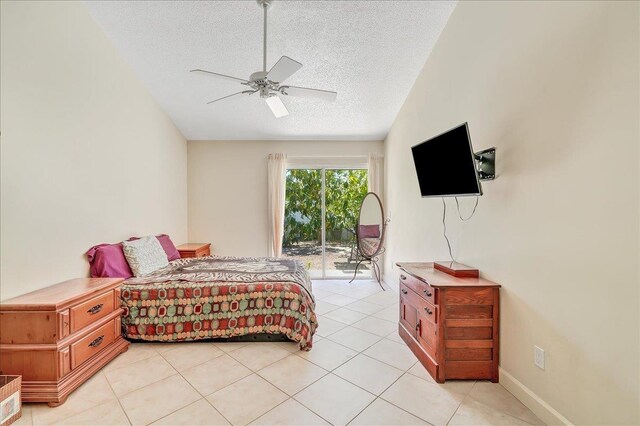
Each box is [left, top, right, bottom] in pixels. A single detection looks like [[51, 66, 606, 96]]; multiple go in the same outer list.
[[188, 140, 382, 257], [384, 1, 639, 424], [0, 1, 188, 300]]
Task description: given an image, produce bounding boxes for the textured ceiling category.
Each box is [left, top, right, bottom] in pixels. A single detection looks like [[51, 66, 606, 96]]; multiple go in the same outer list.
[[84, 1, 456, 140]]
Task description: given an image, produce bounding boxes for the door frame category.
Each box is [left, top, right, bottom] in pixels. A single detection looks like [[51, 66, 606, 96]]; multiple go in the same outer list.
[[286, 157, 368, 279]]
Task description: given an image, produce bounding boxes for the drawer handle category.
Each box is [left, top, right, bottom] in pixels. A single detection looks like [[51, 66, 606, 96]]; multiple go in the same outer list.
[[87, 304, 104, 315], [424, 289, 432, 297], [401, 289, 408, 295], [424, 307, 433, 315], [415, 320, 421, 334], [88, 335, 104, 348], [400, 275, 407, 280]]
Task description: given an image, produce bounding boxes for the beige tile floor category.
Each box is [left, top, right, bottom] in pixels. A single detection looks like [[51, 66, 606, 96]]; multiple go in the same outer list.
[[17, 280, 544, 426]]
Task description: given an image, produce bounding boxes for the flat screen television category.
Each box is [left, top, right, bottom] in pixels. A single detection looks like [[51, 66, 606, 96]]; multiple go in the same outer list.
[[411, 123, 482, 197]]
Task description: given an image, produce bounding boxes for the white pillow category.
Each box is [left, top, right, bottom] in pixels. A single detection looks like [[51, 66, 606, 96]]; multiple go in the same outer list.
[[122, 236, 169, 277]]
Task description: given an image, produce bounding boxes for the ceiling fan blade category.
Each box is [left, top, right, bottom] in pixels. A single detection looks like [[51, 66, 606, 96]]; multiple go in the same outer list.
[[279, 85, 337, 102], [190, 69, 249, 84], [266, 56, 302, 84], [206, 90, 255, 104], [265, 96, 289, 118]]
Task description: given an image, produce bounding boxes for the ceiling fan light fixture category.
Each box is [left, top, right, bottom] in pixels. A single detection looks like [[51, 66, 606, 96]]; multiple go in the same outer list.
[[265, 96, 289, 118]]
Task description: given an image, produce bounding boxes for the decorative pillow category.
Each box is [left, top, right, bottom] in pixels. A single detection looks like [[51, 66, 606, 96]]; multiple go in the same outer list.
[[156, 234, 181, 261], [359, 224, 381, 238], [86, 243, 134, 279], [127, 234, 181, 261], [122, 236, 169, 277]]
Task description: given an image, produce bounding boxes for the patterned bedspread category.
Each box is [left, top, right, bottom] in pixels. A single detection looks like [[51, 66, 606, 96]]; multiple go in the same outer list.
[[121, 256, 317, 350]]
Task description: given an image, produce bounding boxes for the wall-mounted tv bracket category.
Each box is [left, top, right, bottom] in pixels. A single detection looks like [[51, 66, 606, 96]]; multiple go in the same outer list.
[[474, 147, 496, 181]]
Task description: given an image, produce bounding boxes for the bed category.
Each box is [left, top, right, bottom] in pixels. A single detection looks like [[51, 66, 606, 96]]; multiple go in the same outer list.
[[120, 256, 318, 350]]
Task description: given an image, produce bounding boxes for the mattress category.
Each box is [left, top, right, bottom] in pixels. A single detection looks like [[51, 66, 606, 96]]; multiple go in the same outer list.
[[120, 256, 317, 350]]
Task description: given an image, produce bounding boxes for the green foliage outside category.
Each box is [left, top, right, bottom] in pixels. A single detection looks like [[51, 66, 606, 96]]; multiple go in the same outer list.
[[284, 169, 368, 246]]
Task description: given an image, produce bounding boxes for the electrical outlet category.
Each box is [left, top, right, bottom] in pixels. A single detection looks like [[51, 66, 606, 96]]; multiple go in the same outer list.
[[534, 345, 545, 370]]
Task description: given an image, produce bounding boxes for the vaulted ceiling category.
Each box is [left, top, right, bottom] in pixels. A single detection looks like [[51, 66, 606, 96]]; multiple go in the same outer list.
[[84, 1, 456, 140]]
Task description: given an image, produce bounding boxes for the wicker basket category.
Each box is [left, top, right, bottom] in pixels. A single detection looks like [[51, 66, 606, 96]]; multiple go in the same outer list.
[[0, 376, 21, 426]]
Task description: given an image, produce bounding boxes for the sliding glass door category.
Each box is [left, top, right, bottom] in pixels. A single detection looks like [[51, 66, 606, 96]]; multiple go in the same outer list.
[[283, 167, 370, 279], [282, 169, 323, 277]]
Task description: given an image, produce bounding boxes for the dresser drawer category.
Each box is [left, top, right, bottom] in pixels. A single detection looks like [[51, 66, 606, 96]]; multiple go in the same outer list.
[[399, 272, 437, 305], [70, 291, 115, 333], [178, 244, 211, 258], [195, 248, 210, 257], [70, 319, 117, 369], [400, 282, 438, 325]]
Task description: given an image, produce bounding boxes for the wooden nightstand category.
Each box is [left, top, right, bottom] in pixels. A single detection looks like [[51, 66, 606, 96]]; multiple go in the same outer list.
[[0, 278, 129, 406], [177, 243, 211, 258]]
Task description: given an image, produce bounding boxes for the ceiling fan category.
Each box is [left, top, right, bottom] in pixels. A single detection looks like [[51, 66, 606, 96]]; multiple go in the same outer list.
[[190, 0, 337, 118]]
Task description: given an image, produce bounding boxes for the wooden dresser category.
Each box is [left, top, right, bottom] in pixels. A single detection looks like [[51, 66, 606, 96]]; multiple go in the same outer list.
[[177, 243, 211, 258], [0, 278, 129, 406], [396, 262, 501, 383]]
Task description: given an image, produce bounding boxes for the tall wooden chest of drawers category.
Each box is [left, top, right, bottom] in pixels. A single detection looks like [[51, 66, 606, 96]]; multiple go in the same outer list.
[[396, 262, 501, 383], [0, 278, 129, 406]]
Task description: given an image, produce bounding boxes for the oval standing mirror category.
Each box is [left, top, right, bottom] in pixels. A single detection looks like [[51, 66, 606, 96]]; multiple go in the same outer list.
[[351, 192, 386, 289]]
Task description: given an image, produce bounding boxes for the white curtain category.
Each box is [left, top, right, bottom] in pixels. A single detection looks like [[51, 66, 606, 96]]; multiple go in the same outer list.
[[268, 153, 287, 257], [367, 153, 384, 197]]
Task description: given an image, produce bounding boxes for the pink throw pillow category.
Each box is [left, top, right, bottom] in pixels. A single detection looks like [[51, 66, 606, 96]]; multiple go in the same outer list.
[[156, 234, 181, 261], [86, 243, 134, 278], [359, 224, 380, 238]]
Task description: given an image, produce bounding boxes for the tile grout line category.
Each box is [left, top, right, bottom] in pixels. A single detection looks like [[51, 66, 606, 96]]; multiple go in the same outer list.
[[106, 356, 180, 400], [445, 380, 477, 426], [110, 345, 232, 425], [157, 343, 227, 376], [156, 342, 303, 411], [288, 373, 363, 426], [179, 342, 314, 425], [34, 370, 132, 425], [224, 344, 294, 374], [274, 299, 396, 426], [194, 347, 333, 424], [168, 357, 235, 426], [458, 390, 543, 426], [99, 371, 135, 426], [29, 376, 116, 426], [377, 372, 439, 426], [304, 333, 413, 374], [343, 370, 434, 426], [245, 398, 295, 425]]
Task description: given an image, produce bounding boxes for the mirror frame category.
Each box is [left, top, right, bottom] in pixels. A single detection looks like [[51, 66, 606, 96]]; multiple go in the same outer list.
[[356, 192, 386, 259]]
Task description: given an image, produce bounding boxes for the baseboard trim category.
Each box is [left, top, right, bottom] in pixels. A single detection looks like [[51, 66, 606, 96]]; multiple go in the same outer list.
[[499, 367, 573, 426]]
